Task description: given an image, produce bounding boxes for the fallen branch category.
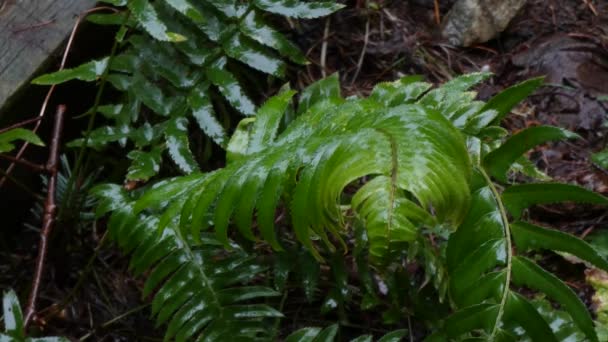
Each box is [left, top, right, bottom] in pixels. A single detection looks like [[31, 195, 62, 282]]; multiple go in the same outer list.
[[23, 105, 66, 329]]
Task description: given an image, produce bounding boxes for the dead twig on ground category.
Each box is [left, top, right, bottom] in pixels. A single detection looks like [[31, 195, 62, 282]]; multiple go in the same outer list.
[[23, 105, 66, 329]]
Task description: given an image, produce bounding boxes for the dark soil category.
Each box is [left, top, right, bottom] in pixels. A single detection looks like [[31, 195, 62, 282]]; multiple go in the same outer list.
[[1, 0, 607, 340]]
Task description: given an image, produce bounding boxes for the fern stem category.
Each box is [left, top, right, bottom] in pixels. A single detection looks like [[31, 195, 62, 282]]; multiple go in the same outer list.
[[479, 167, 512, 338], [57, 12, 130, 222]]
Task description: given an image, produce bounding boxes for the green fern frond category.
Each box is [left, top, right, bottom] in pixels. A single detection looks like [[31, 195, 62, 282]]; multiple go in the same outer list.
[[90, 72, 608, 340], [126, 74, 472, 262], [34, 0, 341, 181], [93, 184, 282, 341]]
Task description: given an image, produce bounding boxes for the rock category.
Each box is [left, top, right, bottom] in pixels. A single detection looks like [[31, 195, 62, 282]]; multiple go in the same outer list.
[[442, 0, 527, 46]]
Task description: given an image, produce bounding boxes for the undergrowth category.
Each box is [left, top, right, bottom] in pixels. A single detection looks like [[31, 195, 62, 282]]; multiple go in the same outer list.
[[8, 1, 608, 341]]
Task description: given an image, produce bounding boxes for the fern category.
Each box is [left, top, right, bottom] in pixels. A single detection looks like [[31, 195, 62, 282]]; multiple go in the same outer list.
[[33, 0, 342, 181], [94, 73, 608, 341], [93, 184, 282, 341]]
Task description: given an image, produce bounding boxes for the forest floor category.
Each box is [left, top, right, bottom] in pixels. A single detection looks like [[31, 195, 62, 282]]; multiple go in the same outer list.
[[1, 0, 607, 340]]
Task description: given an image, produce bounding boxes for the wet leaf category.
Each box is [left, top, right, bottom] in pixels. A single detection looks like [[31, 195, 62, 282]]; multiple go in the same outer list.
[[188, 84, 227, 147], [222, 32, 286, 77], [2, 290, 24, 339], [240, 11, 307, 64], [126, 146, 164, 181], [502, 183, 608, 219], [128, 0, 185, 41], [484, 77, 545, 124], [592, 148, 608, 170], [484, 126, 578, 182], [254, 0, 344, 18], [206, 57, 256, 116], [512, 221, 608, 271], [0, 128, 44, 153], [32, 58, 108, 85], [164, 117, 199, 173], [511, 256, 598, 341]]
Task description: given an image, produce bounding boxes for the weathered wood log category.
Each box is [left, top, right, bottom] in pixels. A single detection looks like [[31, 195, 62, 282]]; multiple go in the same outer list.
[[0, 0, 96, 115]]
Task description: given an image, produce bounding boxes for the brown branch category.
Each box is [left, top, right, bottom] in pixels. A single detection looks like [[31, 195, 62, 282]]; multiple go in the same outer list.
[[0, 154, 45, 173], [0, 116, 42, 135], [23, 105, 66, 330]]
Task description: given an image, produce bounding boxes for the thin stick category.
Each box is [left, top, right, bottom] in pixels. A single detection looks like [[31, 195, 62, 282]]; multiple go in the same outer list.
[[0, 154, 45, 172], [0, 117, 42, 135], [433, 0, 441, 25], [23, 105, 66, 329], [350, 17, 370, 85], [0, 6, 118, 188], [320, 17, 331, 78]]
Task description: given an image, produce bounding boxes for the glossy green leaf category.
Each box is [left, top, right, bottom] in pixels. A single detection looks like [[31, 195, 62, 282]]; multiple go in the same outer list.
[[503, 292, 558, 342], [444, 304, 499, 338], [592, 148, 608, 170], [312, 324, 338, 342], [0, 128, 44, 153], [164, 117, 199, 174], [32, 58, 108, 85], [286, 327, 323, 342], [128, 0, 185, 41], [164, 0, 205, 23], [188, 84, 227, 147], [298, 73, 341, 114], [483, 126, 578, 182], [240, 11, 307, 64], [511, 256, 598, 341], [126, 146, 164, 181], [222, 32, 286, 77], [502, 183, 608, 219], [512, 221, 608, 271], [377, 329, 408, 342], [2, 290, 24, 339], [227, 118, 255, 163], [249, 89, 296, 153], [483, 77, 545, 124], [87, 12, 131, 26], [206, 57, 256, 116], [254, 0, 344, 18]]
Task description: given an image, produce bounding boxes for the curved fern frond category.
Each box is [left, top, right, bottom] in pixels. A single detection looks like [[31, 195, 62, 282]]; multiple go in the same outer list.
[[92, 184, 282, 341], [127, 74, 472, 261], [33, 0, 342, 181]]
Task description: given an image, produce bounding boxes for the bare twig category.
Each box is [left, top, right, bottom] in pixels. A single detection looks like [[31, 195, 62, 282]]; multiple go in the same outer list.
[[320, 17, 331, 78], [24, 105, 66, 329], [0, 6, 118, 188], [582, 0, 598, 16], [350, 17, 370, 85], [0, 117, 42, 135], [0, 154, 45, 173], [433, 0, 441, 25]]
